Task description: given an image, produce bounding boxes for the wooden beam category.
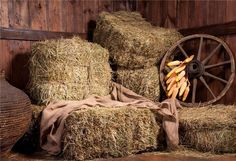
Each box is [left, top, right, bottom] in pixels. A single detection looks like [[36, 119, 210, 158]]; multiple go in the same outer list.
[[179, 21, 236, 36], [1, 21, 235, 41], [0, 27, 87, 41]]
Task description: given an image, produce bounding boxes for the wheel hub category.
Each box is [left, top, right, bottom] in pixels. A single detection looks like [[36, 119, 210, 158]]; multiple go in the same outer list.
[[187, 60, 204, 79]]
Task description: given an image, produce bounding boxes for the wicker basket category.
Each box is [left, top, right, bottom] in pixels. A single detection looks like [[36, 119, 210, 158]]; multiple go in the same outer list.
[[0, 72, 31, 153]]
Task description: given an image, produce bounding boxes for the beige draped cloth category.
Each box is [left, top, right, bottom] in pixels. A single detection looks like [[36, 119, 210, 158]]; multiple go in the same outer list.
[[40, 82, 181, 155]]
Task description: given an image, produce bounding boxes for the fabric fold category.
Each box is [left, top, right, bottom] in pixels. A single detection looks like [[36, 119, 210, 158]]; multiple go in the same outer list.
[[40, 82, 181, 155]]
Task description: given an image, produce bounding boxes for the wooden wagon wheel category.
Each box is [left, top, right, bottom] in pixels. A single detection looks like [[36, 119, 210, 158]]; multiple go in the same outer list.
[[160, 34, 235, 107]]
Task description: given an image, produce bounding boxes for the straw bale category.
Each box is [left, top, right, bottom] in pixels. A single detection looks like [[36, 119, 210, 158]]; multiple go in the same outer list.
[[94, 11, 182, 69], [13, 105, 45, 153], [62, 107, 162, 160], [27, 37, 112, 105], [179, 104, 236, 153], [116, 66, 160, 102]]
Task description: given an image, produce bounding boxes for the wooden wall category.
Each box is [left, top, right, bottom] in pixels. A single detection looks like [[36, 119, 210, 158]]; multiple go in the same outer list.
[[145, 0, 236, 104], [1, 0, 236, 104], [0, 0, 139, 89]]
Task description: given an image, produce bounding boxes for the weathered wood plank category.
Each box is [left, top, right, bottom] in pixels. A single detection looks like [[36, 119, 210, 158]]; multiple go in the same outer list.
[[223, 0, 236, 104], [62, 0, 73, 32], [47, 0, 62, 31], [149, 0, 162, 26], [74, 0, 84, 33], [98, 0, 113, 12], [0, 27, 87, 41], [84, 0, 98, 41], [194, 0, 208, 27], [0, 0, 9, 27], [162, 0, 176, 28], [29, 0, 47, 30], [177, 0, 189, 28], [179, 21, 236, 36], [0, 40, 12, 80], [136, 0, 148, 19], [8, 0, 30, 29], [113, 0, 127, 11]]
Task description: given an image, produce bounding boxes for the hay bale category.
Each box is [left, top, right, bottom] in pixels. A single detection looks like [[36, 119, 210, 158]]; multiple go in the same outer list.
[[62, 107, 163, 160], [27, 37, 111, 105], [116, 66, 160, 102], [179, 105, 236, 153], [94, 11, 182, 69], [13, 105, 45, 153]]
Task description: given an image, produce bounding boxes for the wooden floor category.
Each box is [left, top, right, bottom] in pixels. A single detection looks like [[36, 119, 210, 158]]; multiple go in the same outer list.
[[1, 151, 236, 161]]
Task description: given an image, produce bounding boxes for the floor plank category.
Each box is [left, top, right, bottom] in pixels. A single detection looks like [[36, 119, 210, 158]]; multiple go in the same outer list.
[[1, 150, 236, 161]]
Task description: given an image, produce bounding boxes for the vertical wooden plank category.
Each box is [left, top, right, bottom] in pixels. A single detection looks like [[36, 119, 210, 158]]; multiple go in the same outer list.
[[187, 1, 195, 28], [7, 0, 31, 88], [163, 0, 177, 28], [127, 0, 137, 11], [206, 0, 227, 103], [194, 0, 208, 27], [224, 36, 236, 104], [0, 0, 9, 27], [98, 0, 113, 13], [226, 0, 236, 22], [8, 0, 30, 29], [136, 0, 149, 19], [0, 40, 12, 81], [73, 0, 84, 33], [63, 0, 73, 32], [83, 0, 99, 41], [207, 0, 226, 25], [223, 0, 236, 104], [113, 0, 127, 11], [29, 0, 47, 30], [151, 0, 162, 26], [47, 0, 62, 31], [176, 0, 189, 28]]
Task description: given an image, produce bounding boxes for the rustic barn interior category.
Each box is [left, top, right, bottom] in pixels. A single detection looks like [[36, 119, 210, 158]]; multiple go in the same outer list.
[[0, 0, 236, 161]]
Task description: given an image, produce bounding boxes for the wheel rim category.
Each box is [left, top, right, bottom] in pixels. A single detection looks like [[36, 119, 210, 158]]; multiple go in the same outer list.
[[160, 34, 235, 107]]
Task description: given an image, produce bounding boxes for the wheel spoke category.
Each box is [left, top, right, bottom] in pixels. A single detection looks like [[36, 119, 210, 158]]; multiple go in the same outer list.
[[197, 37, 203, 60], [192, 78, 197, 103], [202, 44, 221, 65], [204, 60, 231, 69], [178, 44, 188, 58], [204, 71, 228, 84], [199, 76, 216, 99]]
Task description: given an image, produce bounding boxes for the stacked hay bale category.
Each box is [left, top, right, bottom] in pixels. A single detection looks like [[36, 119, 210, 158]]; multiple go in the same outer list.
[[63, 107, 163, 160], [27, 37, 111, 105], [94, 11, 182, 102], [179, 105, 236, 153]]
